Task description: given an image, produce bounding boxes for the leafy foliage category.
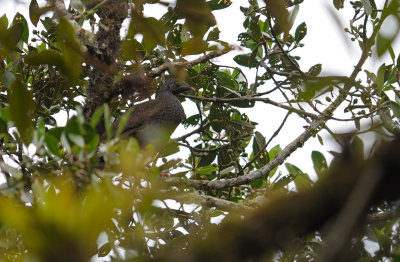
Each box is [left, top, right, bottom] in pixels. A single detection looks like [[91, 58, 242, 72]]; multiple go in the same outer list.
[[0, 0, 399, 261]]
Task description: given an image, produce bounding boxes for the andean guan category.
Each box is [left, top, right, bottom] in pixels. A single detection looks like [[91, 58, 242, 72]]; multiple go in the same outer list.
[[108, 79, 194, 145]]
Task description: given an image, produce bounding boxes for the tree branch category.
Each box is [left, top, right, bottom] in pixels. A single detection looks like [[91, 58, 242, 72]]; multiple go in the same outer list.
[[166, 36, 370, 191], [148, 49, 231, 78]]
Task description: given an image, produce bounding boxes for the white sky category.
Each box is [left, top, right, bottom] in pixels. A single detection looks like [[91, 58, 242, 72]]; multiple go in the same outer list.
[[1, 0, 398, 178]]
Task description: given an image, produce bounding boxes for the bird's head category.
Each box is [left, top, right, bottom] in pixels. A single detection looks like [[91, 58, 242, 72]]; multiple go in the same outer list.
[[158, 79, 194, 95]]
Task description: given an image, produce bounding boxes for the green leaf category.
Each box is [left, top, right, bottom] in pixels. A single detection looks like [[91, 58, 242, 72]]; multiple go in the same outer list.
[[361, 0, 372, 15], [377, 33, 393, 57], [233, 54, 258, 68], [350, 136, 364, 161], [307, 64, 322, 76], [333, 0, 345, 9], [216, 71, 238, 94], [29, 1, 54, 27], [176, 0, 216, 38], [98, 242, 113, 258], [210, 105, 224, 132], [115, 108, 133, 137], [56, 19, 82, 80], [0, 22, 23, 51], [104, 104, 111, 141], [33, 117, 45, 147], [252, 131, 266, 155], [206, 27, 220, 41], [197, 151, 217, 167], [376, 63, 386, 95], [90, 105, 104, 128], [229, 119, 256, 130], [130, 13, 166, 45], [295, 22, 307, 43], [25, 49, 64, 67], [8, 79, 34, 145], [45, 133, 62, 156], [29, 0, 40, 26], [270, 174, 294, 191], [391, 101, 400, 119], [264, 0, 290, 35], [2, 70, 16, 88], [285, 163, 312, 190], [121, 38, 145, 60], [269, 145, 281, 159], [159, 141, 180, 157], [250, 177, 265, 189], [0, 14, 8, 29], [11, 13, 29, 44], [207, 0, 232, 10], [311, 151, 328, 178]]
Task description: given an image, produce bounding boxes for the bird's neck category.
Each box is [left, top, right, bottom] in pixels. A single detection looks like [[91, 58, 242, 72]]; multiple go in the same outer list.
[[157, 91, 176, 100]]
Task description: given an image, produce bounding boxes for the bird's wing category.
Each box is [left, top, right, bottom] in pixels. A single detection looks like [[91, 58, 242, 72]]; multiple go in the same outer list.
[[112, 99, 163, 138]]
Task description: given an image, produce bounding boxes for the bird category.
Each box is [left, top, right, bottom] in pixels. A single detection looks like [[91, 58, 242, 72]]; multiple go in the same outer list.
[[109, 79, 194, 146]]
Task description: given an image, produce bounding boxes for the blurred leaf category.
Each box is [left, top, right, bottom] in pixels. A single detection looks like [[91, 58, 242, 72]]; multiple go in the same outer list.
[[55, 19, 83, 80], [333, 0, 345, 9], [218, 148, 231, 167], [361, 0, 372, 15], [198, 151, 217, 167], [377, 33, 393, 57], [25, 49, 64, 67], [2, 70, 16, 88], [29, 0, 53, 27], [251, 177, 265, 189], [0, 22, 23, 51], [308, 64, 322, 76], [311, 151, 328, 178], [8, 78, 34, 145], [271, 174, 294, 191], [33, 117, 45, 147], [264, 0, 290, 35], [285, 163, 312, 190], [176, 0, 216, 38], [376, 63, 386, 95], [115, 108, 133, 137], [229, 119, 256, 130], [350, 136, 364, 161], [104, 104, 111, 141], [160, 7, 179, 29], [130, 13, 166, 45], [182, 37, 216, 56], [210, 105, 224, 132], [159, 141, 180, 157], [11, 13, 29, 44], [252, 131, 266, 155], [45, 133, 62, 157], [0, 14, 8, 29], [121, 38, 145, 60], [391, 101, 400, 119], [98, 242, 113, 257], [206, 27, 220, 41], [90, 105, 104, 128], [289, 4, 299, 29], [216, 71, 238, 93], [233, 54, 258, 68], [207, 0, 232, 10]]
